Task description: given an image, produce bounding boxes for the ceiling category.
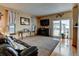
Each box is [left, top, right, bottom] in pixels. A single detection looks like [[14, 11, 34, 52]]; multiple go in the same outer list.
[[0, 3, 73, 16]]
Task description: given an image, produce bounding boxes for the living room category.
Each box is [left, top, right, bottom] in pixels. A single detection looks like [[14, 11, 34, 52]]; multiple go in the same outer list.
[[0, 3, 78, 56]]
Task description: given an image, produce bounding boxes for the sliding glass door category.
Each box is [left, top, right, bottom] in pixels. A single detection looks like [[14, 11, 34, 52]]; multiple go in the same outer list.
[[52, 20, 70, 38], [53, 20, 61, 37], [61, 20, 70, 39]]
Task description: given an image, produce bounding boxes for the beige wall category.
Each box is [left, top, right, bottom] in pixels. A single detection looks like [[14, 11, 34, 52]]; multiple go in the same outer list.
[[0, 5, 37, 34], [0, 6, 8, 34], [15, 12, 31, 32], [37, 11, 73, 39], [15, 12, 37, 33]]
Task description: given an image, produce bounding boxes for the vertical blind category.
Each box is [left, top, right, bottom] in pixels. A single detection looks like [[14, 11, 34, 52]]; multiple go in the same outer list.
[[8, 10, 16, 34]]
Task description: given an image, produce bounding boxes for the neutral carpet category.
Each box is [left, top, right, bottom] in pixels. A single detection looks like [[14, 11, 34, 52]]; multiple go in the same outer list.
[[19, 36, 59, 56]]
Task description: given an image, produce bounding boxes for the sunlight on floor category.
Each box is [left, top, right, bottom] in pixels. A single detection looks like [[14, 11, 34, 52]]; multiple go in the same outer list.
[[51, 38, 77, 56]]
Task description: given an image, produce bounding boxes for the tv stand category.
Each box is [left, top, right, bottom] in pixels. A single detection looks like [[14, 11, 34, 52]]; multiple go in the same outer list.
[[37, 28, 49, 36]]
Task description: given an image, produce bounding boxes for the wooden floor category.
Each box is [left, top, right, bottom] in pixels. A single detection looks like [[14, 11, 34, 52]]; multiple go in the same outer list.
[[14, 34, 77, 56], [50, 38, 77, 56]]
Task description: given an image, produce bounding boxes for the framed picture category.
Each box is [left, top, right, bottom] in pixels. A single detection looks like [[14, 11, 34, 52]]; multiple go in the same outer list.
[[20, 17, 30, 25]]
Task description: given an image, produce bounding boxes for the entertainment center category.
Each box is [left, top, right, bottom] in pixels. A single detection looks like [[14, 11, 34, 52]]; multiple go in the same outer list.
[[37, 19, 49, 36]]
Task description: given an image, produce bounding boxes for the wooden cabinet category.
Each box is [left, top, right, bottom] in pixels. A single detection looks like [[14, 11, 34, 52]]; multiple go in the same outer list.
[[72, 27, 77, 47], [72, 4, 78, 47]]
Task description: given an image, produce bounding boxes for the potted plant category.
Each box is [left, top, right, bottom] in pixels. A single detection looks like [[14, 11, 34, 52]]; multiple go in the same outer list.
[[61, 33, 65, 39]]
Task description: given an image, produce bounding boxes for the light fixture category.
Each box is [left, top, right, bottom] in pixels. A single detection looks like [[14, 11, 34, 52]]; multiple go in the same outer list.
[[56, 13, 64, 18]]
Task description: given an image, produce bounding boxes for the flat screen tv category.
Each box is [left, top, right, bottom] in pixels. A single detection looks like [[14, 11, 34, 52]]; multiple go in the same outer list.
[[40, 19, 49, 26]]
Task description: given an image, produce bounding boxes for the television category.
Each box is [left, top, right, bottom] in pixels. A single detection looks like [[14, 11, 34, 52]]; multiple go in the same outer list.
[[40, 19, 49, 26]]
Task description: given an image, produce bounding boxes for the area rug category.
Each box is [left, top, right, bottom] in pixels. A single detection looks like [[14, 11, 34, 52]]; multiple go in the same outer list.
[[20, 36, 59, 56]]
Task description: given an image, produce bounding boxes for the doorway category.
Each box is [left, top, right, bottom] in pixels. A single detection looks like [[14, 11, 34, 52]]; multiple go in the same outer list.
[[52, 19, 70, 39]]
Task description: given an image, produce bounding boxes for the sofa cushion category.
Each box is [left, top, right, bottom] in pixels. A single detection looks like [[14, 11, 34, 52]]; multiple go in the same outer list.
[[4, 46, 18, 56], [0, 44, 18, 56], [7, 36, 27, 50], [7, 36, 14, 47]]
